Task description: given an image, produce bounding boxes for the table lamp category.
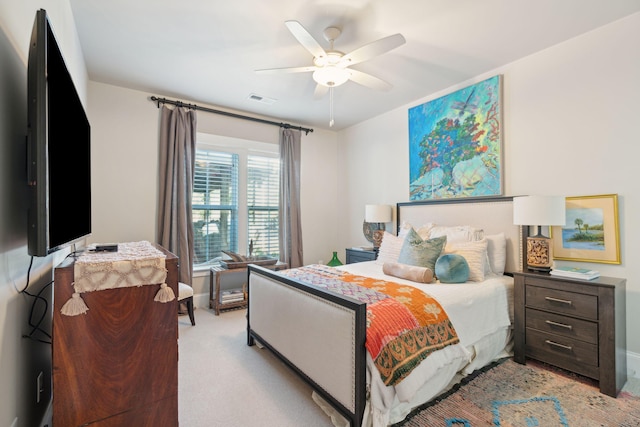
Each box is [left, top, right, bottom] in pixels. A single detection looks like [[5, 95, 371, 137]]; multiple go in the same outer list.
[[363, 204, 391, 249], [513, 195, 566, 272]]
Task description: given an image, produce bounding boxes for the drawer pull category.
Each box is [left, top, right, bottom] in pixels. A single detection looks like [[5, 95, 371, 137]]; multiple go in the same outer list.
[[545, 340, 572, 351], [545, 296, 573, 305], [545, 320, 573, 330]]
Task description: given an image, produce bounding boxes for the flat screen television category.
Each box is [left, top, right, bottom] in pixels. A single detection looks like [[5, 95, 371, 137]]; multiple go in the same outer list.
[[27, 9, 91, 257]]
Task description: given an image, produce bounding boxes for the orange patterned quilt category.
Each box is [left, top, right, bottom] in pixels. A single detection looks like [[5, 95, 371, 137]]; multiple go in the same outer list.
[[278, 265, 459, 386]]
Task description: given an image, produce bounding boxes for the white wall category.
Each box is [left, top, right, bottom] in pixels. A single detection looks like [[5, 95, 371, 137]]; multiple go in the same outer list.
[[87, 81, 340, 301], [337, 13, 640, 370], [0, 1, 86, 426]]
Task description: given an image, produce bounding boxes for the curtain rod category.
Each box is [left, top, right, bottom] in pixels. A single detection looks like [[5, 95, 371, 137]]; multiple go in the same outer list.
[[150, 96, 313, 135]]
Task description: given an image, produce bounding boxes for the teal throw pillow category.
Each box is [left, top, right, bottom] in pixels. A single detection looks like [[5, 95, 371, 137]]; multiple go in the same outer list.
[[435, 254, 470, 283], [397, 228, 447, 271]]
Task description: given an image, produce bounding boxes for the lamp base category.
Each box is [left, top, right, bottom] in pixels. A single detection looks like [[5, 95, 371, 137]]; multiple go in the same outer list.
[[363, 221, 385, 248], [372, 229, 385, 248], [525, 235, 553, 271]]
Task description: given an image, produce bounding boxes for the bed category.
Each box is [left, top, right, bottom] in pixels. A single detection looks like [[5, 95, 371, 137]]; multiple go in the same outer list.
[[246, 196, 523, 427]]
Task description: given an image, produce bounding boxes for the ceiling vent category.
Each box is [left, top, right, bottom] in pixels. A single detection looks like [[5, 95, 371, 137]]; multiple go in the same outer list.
[[248, 93, 277, 105]]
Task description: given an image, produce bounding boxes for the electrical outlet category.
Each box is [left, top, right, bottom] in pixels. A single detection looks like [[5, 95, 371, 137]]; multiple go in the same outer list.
[[36, 371, 44, 403]]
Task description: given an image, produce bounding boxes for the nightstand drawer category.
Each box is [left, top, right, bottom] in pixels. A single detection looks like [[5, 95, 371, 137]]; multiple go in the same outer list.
[[525, 308, 598, 344], [525, 285, 597, 320], [526, 328, 598, 369]]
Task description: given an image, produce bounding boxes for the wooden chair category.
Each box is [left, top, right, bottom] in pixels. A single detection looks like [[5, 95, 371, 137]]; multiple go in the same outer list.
[[178, 282, 195, 326]]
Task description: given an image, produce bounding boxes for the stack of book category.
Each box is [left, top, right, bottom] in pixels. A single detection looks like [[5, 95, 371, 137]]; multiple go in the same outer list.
[[550, 266, 600, 280], [221, 289, 245, 304]]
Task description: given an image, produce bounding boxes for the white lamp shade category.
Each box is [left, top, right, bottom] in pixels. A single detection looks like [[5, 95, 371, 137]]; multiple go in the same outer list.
[[365, 204, 391, 223], [313, 66, 350, 87], [513, 196, 566, 226]]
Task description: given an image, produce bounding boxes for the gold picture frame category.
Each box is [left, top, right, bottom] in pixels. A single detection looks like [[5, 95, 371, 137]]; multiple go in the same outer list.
[[550, 194, 620, 264]]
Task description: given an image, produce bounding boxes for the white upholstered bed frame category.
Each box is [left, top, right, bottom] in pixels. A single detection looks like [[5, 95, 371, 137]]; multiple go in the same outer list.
[[246, 196, 523, 426]]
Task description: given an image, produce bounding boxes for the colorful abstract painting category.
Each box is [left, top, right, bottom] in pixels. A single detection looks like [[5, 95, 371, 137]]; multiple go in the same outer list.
[[408, 75, 503, 200]]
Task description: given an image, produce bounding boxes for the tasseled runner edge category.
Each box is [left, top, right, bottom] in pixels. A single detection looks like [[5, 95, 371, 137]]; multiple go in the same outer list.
[[61, 292, 89, 316], [154, 283, 175, 303], [61, 283, 176, 316]]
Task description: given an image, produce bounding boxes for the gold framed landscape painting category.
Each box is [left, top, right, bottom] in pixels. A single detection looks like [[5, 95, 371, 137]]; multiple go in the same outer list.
[[551, 194, 620, 264]]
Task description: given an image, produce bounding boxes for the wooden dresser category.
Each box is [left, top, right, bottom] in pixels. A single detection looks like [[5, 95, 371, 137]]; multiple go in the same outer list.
[[513, 270, 626, 397], [52, 245, 178, 426]]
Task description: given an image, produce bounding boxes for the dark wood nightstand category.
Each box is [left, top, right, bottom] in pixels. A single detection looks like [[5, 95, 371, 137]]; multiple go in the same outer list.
[[345, 248, 377, 264], [513, 270, 626, 397]]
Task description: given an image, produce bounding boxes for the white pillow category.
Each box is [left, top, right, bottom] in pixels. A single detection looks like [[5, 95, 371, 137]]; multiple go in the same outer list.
[[429, 225, 484, 251], [397, 222, 413, 239], [375, 232, 405, 265], [416, 223, 436, 239], [485, 232, 507, 275], [445, 239, 488, 282], [398, 221, 435, 240]]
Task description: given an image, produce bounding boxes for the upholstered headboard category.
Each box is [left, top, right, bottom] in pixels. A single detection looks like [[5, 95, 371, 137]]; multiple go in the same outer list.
[[396, 196, 523, 274]]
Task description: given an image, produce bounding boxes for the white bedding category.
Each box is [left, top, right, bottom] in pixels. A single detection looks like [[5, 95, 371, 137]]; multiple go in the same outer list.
[[322, 261, 514, 426]]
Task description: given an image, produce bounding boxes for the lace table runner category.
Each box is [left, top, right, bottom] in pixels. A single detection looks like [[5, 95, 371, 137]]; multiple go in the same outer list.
[[62, 241, 174, 316]]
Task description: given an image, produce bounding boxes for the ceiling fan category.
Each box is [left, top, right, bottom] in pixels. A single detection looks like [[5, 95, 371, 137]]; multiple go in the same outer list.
[[256, 20, 406, 126]]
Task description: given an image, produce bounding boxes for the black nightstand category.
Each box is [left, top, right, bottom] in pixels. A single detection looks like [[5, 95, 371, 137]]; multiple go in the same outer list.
[[345, 248, 377, 264]]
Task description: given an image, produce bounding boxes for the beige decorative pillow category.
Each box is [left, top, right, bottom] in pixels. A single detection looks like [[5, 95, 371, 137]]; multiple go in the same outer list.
[[375, 231, 405, 265], [383, 262, 434, 284], [446, 239, 489, 282]]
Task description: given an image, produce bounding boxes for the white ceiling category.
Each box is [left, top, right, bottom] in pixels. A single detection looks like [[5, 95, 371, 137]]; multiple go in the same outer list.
[[69, 0, 640, 131]]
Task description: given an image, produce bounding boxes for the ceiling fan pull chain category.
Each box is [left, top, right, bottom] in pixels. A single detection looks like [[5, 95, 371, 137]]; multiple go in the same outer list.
[[329, 87, 335, 127]]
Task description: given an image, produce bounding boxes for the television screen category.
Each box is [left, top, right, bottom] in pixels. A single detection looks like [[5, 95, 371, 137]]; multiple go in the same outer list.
[[27, 9, 91, 256]]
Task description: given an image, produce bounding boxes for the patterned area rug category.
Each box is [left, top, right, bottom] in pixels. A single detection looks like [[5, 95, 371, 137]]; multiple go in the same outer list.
[[397, 358, 640, 427]]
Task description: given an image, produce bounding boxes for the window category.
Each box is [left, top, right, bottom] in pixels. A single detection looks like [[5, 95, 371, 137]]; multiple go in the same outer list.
[[192, 150, 238, 266], [192, 135, 279, 269], [247, 155, 280, 258]]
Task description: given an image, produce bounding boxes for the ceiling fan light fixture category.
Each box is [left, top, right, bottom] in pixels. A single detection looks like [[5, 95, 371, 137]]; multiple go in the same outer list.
[[313, 66, 350, 87], [258, 20, 407, 127]]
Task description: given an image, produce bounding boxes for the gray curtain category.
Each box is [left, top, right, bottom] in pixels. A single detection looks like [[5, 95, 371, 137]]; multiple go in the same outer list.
[[279, 128, 303, 268], [157, 105, 197, 285]]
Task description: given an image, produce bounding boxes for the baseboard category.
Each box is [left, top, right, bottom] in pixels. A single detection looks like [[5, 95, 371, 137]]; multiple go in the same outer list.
[[628, 350, 640, 379], [194, 292, 210, 310], [39, 399, 52, 427]]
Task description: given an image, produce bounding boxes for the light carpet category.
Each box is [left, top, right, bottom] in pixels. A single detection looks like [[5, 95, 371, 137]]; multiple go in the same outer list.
[[178, 308, 640, 427], [396, 358, 640, 427], [178, 307, 333, 427]]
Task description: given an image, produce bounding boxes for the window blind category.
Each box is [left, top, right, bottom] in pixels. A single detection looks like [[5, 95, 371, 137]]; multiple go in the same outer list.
[[192, 150, 239, 266], [247, 155, 280, 258]]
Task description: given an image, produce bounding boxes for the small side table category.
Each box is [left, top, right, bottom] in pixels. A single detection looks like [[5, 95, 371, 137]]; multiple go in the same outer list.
[[210, 262, 288, 315], [345, 248, 377, 264]]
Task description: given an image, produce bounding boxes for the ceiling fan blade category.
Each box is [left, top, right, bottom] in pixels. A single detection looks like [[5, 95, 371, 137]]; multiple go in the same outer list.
[[339, 33, 406, 67], [285, 20, 327, 59], [313, 84, 329, 99], [348, 69, 393, 91], [255, 66, 317, 74]]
